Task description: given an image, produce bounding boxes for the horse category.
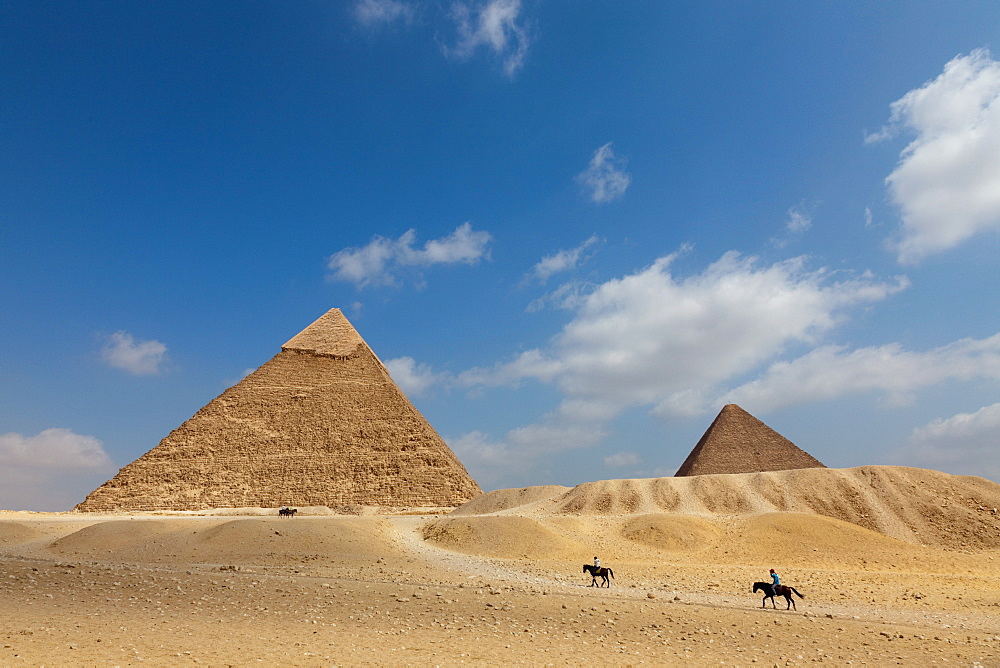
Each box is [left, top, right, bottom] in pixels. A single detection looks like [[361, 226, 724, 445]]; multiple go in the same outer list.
[[752, 582, 804, 610], [278, 507, 297, 517], [583, 564, 615, 587]]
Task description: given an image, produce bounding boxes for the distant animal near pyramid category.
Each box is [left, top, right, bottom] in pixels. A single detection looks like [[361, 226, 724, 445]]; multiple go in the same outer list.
[[76, 309, 482, 511], [674, 404, 825, 476]]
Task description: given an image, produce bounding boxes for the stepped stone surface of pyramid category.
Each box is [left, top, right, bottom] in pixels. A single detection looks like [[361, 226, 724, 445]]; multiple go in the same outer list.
[[674, 403, 825, 476], [76, 309, 482, 511]]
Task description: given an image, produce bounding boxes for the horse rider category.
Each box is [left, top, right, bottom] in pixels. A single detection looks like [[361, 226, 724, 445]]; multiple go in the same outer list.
[[769, 568, 781, 591], [594, 556, 601, 570]]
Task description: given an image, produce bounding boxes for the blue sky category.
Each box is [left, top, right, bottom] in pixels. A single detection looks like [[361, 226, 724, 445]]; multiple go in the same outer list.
[[3, 1, 1000, 510]]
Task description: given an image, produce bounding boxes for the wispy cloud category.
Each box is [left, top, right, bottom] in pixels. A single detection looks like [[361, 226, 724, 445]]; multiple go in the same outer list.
[[771, 204, 815, 248], [0, 428, 117, 511], [526, 235, 600, 284], [894, 403, 1000, 481], [352, 0, 532, 76], [603, 451, 640, 468], [576, 142, 631, 203], [384, 356, 443, 397], [525, 281, 587, 314], [447, 431, 518, 489], [447, 0, 531, 77], [100, 331, 168, 376], [867, 48, 1000, 264], [717, 334, 1000, 414], [786, 205, 812, 233], [352, 0, 418, 27], [447, 420, 608, 490], [326, 222, 492, 288]]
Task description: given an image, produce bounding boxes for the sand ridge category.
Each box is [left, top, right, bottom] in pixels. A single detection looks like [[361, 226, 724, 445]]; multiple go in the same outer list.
[[456, 466, 1000, 549]]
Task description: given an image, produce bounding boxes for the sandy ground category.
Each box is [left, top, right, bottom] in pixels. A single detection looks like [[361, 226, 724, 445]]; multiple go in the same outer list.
[[2, 466, 999, 666]]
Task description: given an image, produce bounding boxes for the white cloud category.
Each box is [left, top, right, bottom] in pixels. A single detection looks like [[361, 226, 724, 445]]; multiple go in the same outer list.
[[462, 248, 903, 434], [384, 356, 442, 397], [0, 429, 117, 511], [527, 235, 600, 284], [446, 430, 522, 490], [576, 142, 631, 204], [718, 334, 1000, 414], [505, 419, 607, 454], [895, 403, 1000, 480], [508, 252, 902, 411], [447, 419, 608, 489], [786, 206, 812, 233], [0, 428, 112, 468], [448, 0, 530, 77], [353, 0, 417, 27], [868, 49, 1000, 264], [771, 204, 815, 248], [326, 222, 492, 288], [418, 222, 492, 263], [526, 281, 587, 313], [603, 451, 640, 468], [100, 331, 168, 376]]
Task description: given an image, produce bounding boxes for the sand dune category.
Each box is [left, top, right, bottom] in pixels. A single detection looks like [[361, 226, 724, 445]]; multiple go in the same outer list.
[[1, 465, 999, 665], [453, 466, 1000, 549]]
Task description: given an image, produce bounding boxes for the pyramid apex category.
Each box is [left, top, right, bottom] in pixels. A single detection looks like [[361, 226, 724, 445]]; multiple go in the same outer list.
[[282, 308, 366, 357], [675, 404, 825, 476]]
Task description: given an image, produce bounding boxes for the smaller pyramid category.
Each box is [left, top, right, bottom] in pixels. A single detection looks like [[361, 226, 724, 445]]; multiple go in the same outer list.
[[674, 404, 825, 476]]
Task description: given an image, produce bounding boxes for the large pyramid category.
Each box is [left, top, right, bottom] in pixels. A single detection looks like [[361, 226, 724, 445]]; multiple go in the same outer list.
[[674, 404, 825, 476], [76, 309, 482, 511]]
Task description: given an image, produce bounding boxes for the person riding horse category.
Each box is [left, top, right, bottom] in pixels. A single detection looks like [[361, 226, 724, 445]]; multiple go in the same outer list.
[[752, 574, 805, 610], [583, 562, 615, 587]]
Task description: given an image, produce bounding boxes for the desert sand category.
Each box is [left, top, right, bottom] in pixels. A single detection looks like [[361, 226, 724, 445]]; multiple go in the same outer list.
[[2, 465, 999, 666]]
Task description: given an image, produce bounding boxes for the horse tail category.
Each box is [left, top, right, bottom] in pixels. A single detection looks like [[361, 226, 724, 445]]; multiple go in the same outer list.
[[790, 587, 804, 598], [608, 568, 615, 579]]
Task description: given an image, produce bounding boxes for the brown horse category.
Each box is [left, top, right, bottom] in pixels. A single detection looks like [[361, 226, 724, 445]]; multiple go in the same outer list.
[[752, 582, 804, 610], [583, 564, 615, 587]]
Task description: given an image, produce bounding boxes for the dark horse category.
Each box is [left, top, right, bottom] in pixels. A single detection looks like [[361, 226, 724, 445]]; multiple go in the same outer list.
[[583, 564, 615, 587], [278, 507, 297, 517], [752, 582, 804, 610]]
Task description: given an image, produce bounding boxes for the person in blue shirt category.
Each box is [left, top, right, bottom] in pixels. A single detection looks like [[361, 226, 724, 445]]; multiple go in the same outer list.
[[769, 568, 781, 590]]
